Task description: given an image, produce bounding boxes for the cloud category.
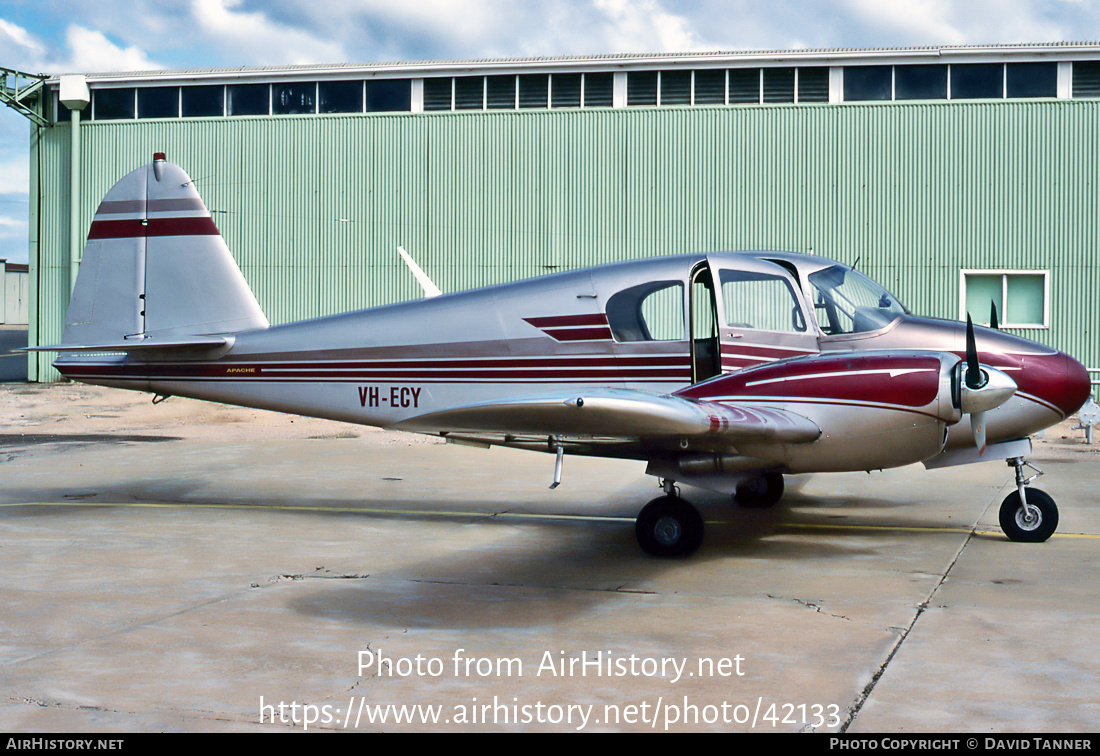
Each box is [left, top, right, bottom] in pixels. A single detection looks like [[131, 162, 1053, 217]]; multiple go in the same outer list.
[[59, 25, 160, 73], [191, 0, 346, 65], [0, 17, 46, 58], [0, 156, 29, 196], [0, 16, 160, 74]]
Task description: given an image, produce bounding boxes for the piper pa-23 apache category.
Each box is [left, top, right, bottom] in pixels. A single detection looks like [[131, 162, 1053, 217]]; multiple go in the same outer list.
[[34, 154, 1092, 557]]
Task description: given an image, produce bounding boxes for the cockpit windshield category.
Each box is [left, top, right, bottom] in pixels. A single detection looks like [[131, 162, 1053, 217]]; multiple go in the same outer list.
[[807, 264, 908, 335]]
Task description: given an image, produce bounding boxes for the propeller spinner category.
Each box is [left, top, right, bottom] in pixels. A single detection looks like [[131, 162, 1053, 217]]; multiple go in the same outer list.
[[958, 315, 1017, 453]]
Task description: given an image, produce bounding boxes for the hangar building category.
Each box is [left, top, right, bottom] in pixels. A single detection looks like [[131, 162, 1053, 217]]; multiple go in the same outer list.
[[3, 43, 1099, 385]]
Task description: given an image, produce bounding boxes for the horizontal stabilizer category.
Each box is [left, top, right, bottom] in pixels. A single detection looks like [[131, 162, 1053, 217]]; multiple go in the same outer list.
[[393, 388, 820, 444], [21, 335, 230, 353]]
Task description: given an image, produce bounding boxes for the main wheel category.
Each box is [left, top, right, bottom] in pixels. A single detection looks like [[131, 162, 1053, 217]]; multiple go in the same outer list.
[[635, 495, 704, 558], [999, 488, 1058, 543], [736, 472, 784, 509]]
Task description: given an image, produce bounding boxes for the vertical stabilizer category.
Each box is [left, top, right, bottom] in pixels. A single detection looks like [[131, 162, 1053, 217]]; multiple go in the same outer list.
[[62, 153, 269, 346]]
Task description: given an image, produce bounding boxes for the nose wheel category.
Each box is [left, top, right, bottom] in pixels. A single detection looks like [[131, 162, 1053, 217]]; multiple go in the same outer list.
[[998, 458, 1058, 543], [635, 483, 704, 558]]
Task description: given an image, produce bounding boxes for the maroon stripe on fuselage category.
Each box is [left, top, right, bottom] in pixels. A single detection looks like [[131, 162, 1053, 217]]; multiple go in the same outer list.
[[680, 354, 942, 408], [54, 355, 693, 383], [524, 314, 609, 328], [541, 327, 614, 342], [87, 217, 220, 240]]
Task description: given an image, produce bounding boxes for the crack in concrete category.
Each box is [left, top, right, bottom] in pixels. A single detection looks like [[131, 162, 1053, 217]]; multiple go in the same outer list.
[[839, 526, 977, 732]]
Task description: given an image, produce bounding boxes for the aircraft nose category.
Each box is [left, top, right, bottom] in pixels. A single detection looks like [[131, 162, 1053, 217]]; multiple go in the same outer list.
[[1059, 353, 1093, 417]]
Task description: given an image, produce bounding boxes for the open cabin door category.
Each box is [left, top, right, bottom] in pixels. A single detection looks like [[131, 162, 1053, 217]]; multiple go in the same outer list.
[[689, 262, 721, 383], [708, 255, 819, 372]]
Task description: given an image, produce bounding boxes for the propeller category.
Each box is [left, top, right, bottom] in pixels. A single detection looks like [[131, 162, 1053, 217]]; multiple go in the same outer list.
[[989, 301, 999, 330], [958, 314, 1016, 454]]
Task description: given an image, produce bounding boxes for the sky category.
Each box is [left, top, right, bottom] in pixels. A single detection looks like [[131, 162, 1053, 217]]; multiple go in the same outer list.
[[1, 0, 1098, 264]]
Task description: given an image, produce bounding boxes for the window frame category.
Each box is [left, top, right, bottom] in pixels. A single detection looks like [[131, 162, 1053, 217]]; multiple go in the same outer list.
[[959, 269, 1050, 329]]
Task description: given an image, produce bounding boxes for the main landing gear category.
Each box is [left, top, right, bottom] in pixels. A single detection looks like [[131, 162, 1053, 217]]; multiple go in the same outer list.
[[634, 473, 788, 557], [735, 472, 784, 509], [635, 481, 704, 558], [998, 457, 1058, 543]]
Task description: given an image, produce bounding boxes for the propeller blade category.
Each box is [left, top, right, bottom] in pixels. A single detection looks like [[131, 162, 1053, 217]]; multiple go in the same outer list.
[[965, 314, 984, 390], [990, 301, 999, 330]]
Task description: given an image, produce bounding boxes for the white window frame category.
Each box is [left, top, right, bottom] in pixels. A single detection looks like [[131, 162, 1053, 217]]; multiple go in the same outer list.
[[959, 269, 1050, 329]]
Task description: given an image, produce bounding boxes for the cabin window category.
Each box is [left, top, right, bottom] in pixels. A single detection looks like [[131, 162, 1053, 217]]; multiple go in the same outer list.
[[720, 270, 806, 333], [961, 270, 1048, 328], [809, 265, 907, 335], [606, 281, 685, 342]]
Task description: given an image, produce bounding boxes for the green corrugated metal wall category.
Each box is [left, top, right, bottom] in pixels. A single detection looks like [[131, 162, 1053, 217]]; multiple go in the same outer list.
[[29, 100, 1100, 381]]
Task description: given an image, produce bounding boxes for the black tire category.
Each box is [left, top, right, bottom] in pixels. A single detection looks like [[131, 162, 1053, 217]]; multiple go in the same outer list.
[[736, 472, 784, 509], [999, 488, 1058, 543], [635, 495, 704, 558]]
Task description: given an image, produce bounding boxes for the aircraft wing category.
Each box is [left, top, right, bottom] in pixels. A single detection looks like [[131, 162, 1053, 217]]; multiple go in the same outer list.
[[391, 388, 820, 446]]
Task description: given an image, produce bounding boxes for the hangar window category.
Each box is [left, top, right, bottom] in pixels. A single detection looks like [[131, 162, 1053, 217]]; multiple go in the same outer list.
[[844, 66, 892, 101], [366, 79, 411, 111], [273, 82, 316, 114], [728, 69, 760, 103], [552, 73, 582, 108], [454, 76, 484, 110], [423, 78, 452, 111], [182, 85, 224, 117], [762, 68, 795, 103], [1072, 61, 1100, 97], [92, 88, 135, 119], [320, 81, 362, 113], [660, 71, 691, 105], [950, 64, 1003, 99], [583, 73, 614, 107], [487, 76, 516, 109], [797, 67, 829, 102], [1006, 63, 1057, 98], [627, 71, 658, 105], [694, 69, 726, 104], [961, 271, 1048, 329], [895, 65, 947, 100], [519, 74, 549, 108], [137, 87, 179, 119], [606, 281, 685, 342], [228, 84, 269, 116]]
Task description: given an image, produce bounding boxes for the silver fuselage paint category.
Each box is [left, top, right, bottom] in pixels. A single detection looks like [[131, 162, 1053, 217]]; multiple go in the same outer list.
[[56, 251, 1088, 476]]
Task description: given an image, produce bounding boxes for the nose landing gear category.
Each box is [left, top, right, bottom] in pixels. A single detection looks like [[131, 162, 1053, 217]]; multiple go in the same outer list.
[[998, 457, 1058, 543]]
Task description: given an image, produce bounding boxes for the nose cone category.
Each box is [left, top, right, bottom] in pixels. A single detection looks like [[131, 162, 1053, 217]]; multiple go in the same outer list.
[[1058, 353, 1093, 418]]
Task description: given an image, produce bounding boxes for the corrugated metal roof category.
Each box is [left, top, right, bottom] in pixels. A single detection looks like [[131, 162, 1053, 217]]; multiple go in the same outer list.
[[45, 41, 1100, 85]]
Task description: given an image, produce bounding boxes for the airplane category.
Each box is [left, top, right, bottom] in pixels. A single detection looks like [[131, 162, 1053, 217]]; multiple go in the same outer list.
[[29, 154, 1092, 557]]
